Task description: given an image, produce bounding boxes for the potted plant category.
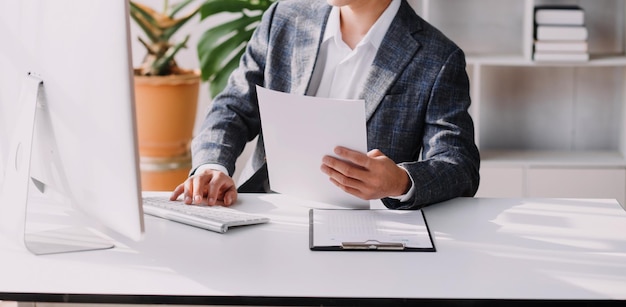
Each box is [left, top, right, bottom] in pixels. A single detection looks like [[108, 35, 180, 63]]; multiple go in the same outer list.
[[129, 0, 274, 190], [130, 0, 203, 191], [130, 0, 275, 150], [130, 0, 201, 159]]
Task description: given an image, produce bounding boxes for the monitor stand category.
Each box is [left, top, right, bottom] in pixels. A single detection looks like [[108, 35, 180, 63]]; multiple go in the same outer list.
[[24, 226, 113, 255], [0, 73, 113, 255]]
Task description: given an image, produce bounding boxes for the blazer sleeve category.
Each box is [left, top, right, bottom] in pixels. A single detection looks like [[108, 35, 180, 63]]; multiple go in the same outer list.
[[382, 48, 480, 210], [190, 2, 278, 176]]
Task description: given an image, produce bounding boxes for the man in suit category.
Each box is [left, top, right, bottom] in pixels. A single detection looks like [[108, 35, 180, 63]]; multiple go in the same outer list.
[[171, 0, 480, 210]]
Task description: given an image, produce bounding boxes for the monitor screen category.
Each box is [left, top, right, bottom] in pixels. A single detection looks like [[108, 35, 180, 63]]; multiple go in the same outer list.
[[0, 0, 144, 254]]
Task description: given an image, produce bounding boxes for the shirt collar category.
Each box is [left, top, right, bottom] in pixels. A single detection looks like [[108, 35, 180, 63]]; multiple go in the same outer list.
[[323, 0, 401, 50]]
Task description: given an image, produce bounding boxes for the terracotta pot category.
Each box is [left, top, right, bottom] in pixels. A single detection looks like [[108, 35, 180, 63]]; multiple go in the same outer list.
[[139, 153, 191, 191], [134, 70, 200, 158]]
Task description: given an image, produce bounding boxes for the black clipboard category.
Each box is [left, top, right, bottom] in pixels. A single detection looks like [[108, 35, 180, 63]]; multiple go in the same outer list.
[[309, 209, 436, 252]]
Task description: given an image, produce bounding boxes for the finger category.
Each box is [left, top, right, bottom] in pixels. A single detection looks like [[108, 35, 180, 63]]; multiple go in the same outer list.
[[170, 183, 185, 201], [334, 146, 370, 168], [183, 178, 195, 204], [192, 173, 214, 205], [207, 173, 229, 206], [328, 177, 365, 199], [322, 155, 367, 181], [223, 187, 238, 206], [321, 162, 364, 191], [367, 149, 385, 158]]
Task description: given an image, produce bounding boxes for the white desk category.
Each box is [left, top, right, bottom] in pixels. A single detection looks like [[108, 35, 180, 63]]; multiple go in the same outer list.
[[0, 193, 625, 306]]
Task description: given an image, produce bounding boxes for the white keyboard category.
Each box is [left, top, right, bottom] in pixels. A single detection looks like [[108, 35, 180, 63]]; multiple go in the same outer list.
[[142, 197, 269, 233]]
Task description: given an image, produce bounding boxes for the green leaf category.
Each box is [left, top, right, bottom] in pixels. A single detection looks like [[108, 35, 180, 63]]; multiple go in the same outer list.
[[202, 29, 254, 81], [209, 48, 246, 98], [153, 35, 190, 75], [161, 6, 201, 41], [197, 15, 254, 53], [197, 15, 257, 71], [196, 0, 276, 95], [199, 0, 268, 19], [129, 2, 160, 43], [169, 0, 196, 18]]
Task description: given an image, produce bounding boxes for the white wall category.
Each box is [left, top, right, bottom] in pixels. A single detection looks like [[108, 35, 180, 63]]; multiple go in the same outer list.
[[0, 1, 25, 185]]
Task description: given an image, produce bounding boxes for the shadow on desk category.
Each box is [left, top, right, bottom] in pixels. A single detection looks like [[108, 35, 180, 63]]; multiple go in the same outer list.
[[422, 197, 626, 300]]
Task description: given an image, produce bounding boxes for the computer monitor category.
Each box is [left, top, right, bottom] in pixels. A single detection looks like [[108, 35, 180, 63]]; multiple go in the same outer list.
[[0, 0, 144, 254]]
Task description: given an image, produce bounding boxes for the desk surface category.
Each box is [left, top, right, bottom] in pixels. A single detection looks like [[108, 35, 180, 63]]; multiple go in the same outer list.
[[1, 193, 626, 306]]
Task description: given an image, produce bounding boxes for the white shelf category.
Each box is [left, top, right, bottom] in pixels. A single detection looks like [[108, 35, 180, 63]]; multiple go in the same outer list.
[[410, 0, 626, 203], [481, 150, 626, 167], [467, 54, 626, 66]]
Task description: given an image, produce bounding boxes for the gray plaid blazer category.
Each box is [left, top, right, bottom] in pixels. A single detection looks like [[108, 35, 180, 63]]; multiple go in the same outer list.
[[191, 0, 480, 209]]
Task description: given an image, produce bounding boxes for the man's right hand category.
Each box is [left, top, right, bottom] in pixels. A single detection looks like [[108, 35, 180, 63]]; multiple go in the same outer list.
[[170, 168, 238, 206]]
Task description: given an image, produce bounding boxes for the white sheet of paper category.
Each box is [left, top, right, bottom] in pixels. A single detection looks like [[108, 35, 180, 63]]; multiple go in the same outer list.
[[256, 86, 369, 209]]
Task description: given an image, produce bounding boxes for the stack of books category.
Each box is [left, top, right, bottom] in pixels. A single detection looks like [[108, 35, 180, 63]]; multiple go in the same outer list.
[[533, 5, 589, 62]]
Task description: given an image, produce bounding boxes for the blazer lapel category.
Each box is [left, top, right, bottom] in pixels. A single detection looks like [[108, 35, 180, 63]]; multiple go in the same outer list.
[[361, 3, 422, 121], [292, 6, 331, 95]]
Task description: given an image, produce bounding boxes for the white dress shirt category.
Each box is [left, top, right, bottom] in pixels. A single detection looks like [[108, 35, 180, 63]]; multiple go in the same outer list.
[[312, 0, 400, 99]]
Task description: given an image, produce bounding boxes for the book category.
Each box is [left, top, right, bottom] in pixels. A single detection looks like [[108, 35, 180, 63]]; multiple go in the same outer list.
[[534, 40, 588, 52], [536, 25, 588, 41], [535, 5, 585, 26], [533, 52, 589, 62]]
